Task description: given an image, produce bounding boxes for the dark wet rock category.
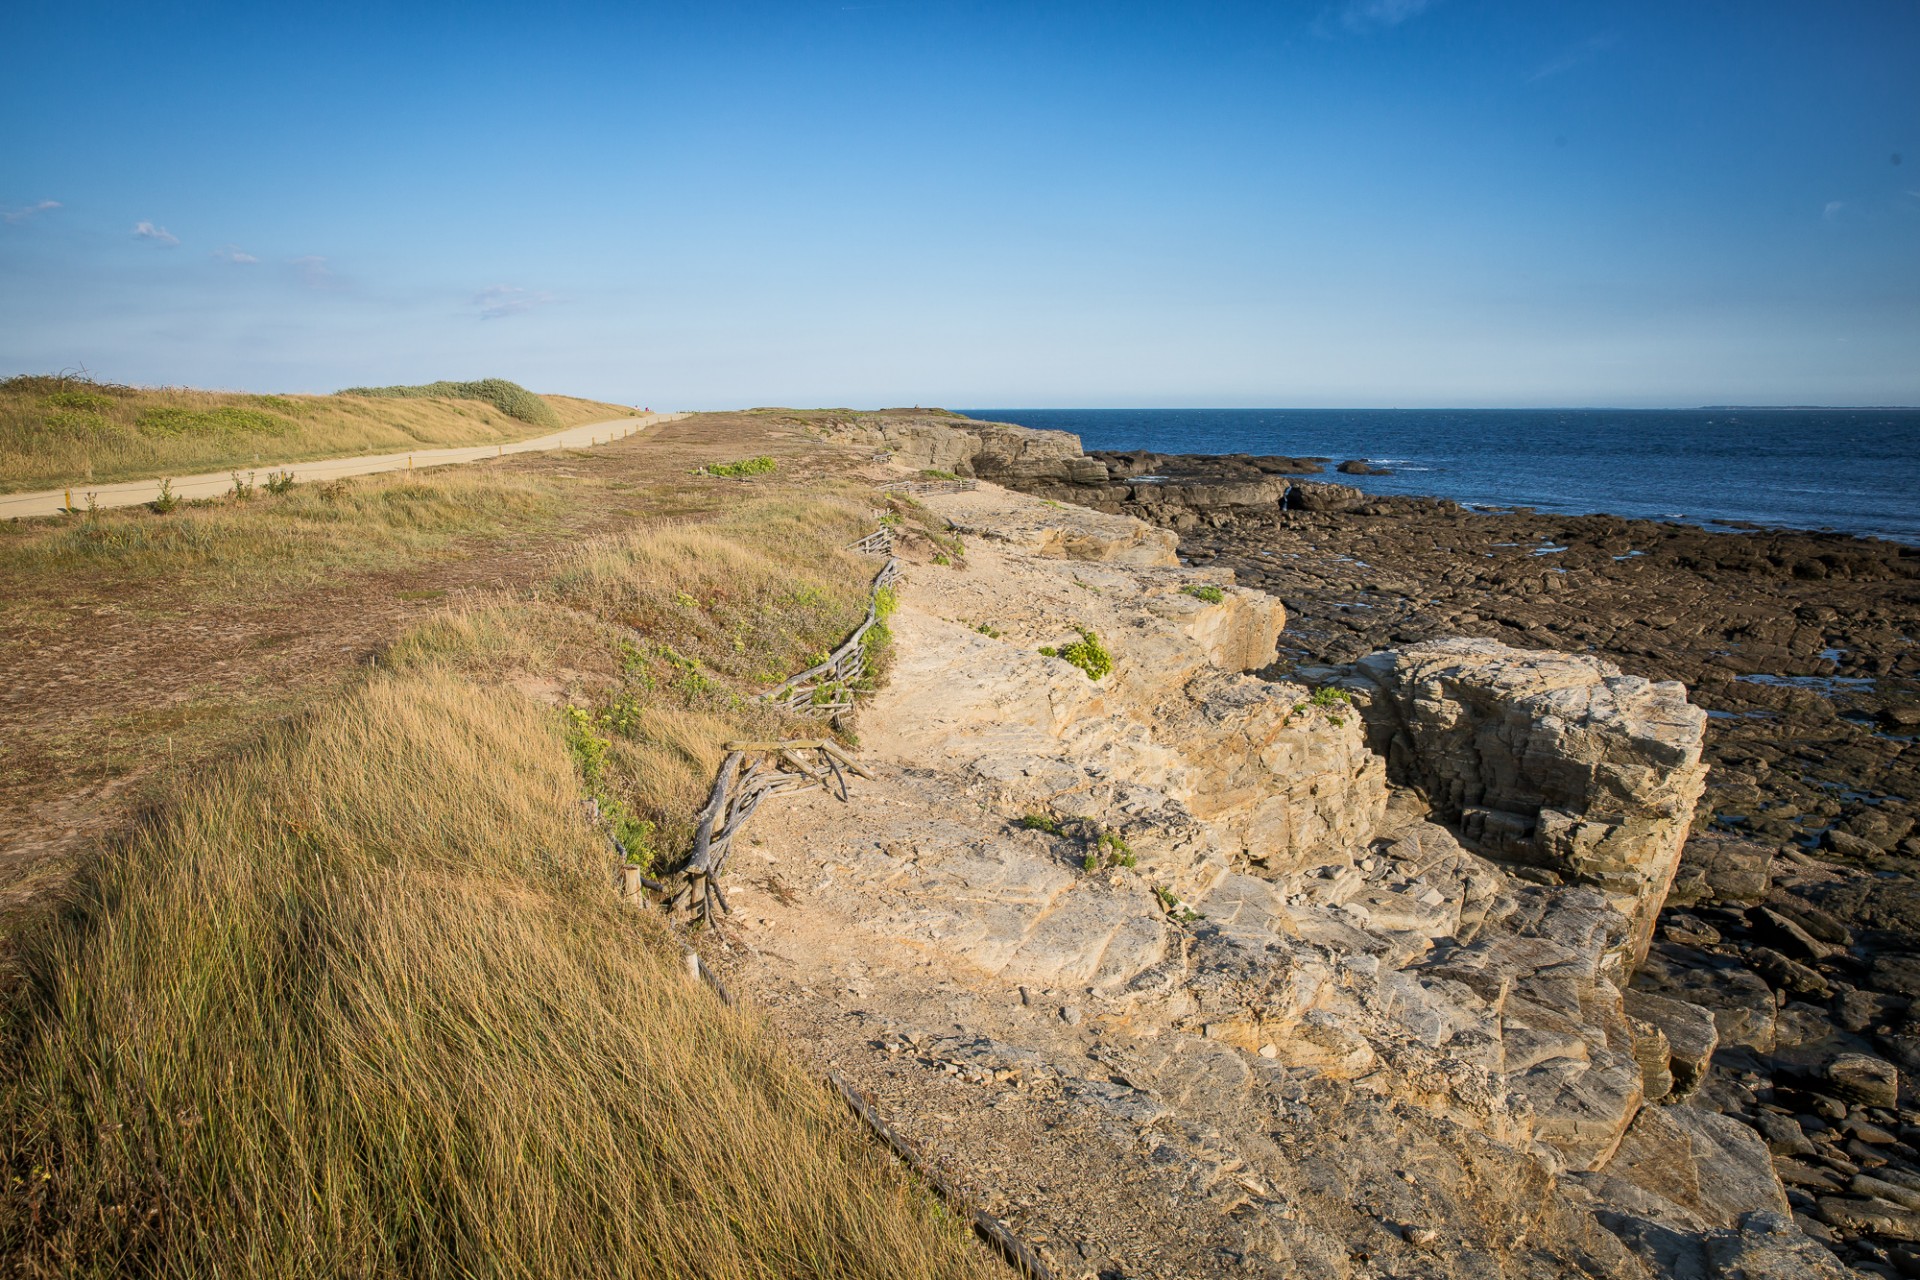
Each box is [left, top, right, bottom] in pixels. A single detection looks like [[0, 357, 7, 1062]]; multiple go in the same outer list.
[[1338, 459, 1393, 475], [1749, 946, 1834, 999], [1759, 1111, 1820, 1156], [1288, 480, 1367, 513], [1635, 945, 1778, 1051], [1874, 957, 1920, 1002], [1752, 906, 1845, 962], [1662, 912, 1722, 946], [1830, 1054, 1903, 1109], [1839, 988, 1912, 1035], [1670, 835, 1775, 908]]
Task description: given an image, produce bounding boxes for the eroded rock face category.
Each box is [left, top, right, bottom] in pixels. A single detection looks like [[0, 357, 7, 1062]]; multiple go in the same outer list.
[[1347, 638, 1709, 968], [725, 480, 1828, 1277]]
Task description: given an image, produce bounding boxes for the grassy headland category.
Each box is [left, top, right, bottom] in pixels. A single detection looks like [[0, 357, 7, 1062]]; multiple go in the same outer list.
[[0, 373, 636, 493], [0, 411, 984, 1275]]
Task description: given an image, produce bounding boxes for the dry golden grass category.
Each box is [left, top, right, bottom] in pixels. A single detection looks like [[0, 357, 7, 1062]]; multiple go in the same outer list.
[[0, 669, 989, 1278], [0, 466, 566, 602], [395, 494, 888, 867], [0, 374, 635, 493]]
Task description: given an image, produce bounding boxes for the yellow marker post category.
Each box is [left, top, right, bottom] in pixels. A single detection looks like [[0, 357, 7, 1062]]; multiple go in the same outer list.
[[408, 454, 413, 472], [65, 487, 73, 512]]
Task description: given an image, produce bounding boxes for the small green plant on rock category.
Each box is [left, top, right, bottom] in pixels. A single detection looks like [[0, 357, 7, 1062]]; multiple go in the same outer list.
[[1291, 684, 1352, 727], [1181, 583, 1225, 604], [1018, 813, 1062, 835], [1051, 629, 1112, 681], [1084, 828, 1136, 872], [973, 621, 1001, 638]]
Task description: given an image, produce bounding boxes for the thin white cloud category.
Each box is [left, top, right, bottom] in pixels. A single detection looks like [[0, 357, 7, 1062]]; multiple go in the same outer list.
[[3, 199, 61, 225], [134, 220, 180, 246], [1824, 200, 1846, 221], [1528, 34, 1620, 84], [212, 244, 259, 263], [473, 284, 558, 320], [288, 254, 337, 288], [1340, 0, 1437, 32]]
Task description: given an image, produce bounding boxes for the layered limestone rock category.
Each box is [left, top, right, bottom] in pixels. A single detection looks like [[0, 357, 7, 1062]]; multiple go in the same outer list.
[[1345, 639, 1709, 968], [934, 486, 1179, 567], [726, 479, 1828, 1277]]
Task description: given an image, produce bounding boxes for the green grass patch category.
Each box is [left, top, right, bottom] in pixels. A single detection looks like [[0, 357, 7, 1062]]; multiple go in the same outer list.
[[1181, 583, 1225, 604], [336, 377, 561, 427], [701, 456, 778, 478]]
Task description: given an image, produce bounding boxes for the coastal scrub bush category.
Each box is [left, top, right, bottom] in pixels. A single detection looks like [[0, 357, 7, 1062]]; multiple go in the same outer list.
[[1019, 813, 1062, 835], [148, 477, 178, 514], [337, 377, 561, 428], [264, 469, 297, 496], [1181, 583, 1225, 604], [137, 404, 289, 437]]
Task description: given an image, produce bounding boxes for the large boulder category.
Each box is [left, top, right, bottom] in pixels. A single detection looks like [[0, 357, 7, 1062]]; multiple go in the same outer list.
[[1346, 639, 1709, 968], [959, 422, 1097, 485]]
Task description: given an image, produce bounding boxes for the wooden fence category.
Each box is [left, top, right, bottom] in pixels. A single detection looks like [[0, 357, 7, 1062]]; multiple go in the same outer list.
[[759, 554, 902, 715]]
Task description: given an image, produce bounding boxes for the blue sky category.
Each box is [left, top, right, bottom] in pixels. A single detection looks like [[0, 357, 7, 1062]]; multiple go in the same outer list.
[[2, 0, 1916, 407]]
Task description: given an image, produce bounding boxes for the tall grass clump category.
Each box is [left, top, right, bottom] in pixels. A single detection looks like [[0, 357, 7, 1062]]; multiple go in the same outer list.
[[540, 497, 883, 859], [337, 378, 561, 428], [0, 670, 989, 1278]]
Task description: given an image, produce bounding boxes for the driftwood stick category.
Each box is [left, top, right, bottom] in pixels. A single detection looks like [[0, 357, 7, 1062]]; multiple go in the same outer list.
[[821, 749, 850, 802], [725, 738, 829, 751], [818, 740, 875, 779], [688, 751, 742, 876], [826, 1072, 1054, 1280]]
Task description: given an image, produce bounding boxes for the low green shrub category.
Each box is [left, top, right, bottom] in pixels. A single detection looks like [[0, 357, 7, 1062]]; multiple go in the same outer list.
[[1181, 583, 1224, 604], [701, 455, 777, 478], [338, 378, 560, 427]]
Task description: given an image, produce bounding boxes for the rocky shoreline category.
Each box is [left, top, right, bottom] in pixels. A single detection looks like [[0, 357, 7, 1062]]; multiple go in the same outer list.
[[804, 410, 1920, 1276]]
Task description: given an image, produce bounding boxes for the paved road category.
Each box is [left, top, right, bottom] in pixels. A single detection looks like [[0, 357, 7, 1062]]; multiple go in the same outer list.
[[0, 412, 690, 520]]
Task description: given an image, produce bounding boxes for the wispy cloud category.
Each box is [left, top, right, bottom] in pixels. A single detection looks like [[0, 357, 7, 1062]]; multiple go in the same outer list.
[[1824, 200, 1846, 222], [212, 244, 259, 263], [133, 220, 180, 246], [288, 254, 338, 288], [472, 284, 558, 320], [1339, 0, 1437, 33], [1528, 33, 1620, 84], [3, 199, 61, 225]]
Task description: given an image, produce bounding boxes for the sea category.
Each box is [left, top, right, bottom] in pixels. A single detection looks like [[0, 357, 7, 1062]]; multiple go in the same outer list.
[[963, 409, 1920, 546]]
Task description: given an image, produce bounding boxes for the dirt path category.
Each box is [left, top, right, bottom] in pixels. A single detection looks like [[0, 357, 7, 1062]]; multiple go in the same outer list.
[[0, 413, 688, 518]]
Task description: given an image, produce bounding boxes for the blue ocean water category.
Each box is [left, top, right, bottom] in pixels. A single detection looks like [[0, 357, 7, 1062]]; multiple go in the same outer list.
[[964, 409, 1920, 545]]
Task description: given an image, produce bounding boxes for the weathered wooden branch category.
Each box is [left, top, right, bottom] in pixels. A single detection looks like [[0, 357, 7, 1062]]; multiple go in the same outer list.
[[827, 1072, 1055, 1280]]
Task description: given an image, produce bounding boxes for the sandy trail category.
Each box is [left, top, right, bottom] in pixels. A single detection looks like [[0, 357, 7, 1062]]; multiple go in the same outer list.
[[0, 412, 688, 519]]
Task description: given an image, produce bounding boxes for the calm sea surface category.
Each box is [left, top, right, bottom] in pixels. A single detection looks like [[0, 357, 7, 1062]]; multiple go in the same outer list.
[[964, 409, 1920, 545]]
